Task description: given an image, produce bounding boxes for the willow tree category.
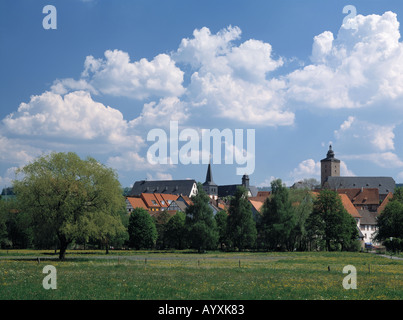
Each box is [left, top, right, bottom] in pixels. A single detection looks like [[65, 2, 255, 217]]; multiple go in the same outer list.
[[13, 152, 126, 259]]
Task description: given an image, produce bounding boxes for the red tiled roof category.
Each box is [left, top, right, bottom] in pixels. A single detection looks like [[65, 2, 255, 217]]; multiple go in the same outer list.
[[377, 192, 393, 214], [180, 195, 193, 206], [141, 193, 160, 207], [256, 191, 271, 197], [126, 197, 148, 210], [336, 188, 379, 205], [249, 199, 265, 212], [339, 193, 361, 218]]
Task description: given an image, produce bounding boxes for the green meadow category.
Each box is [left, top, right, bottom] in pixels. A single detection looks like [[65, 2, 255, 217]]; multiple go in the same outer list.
[[0, 250, 401, 300]]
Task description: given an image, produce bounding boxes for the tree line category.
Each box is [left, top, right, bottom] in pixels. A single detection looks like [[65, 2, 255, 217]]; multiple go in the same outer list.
[[141, 179, 361, 253], [0, 152, 402, 259]]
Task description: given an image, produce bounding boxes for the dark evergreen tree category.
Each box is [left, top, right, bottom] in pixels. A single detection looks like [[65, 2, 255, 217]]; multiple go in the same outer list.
[[185, 183, 218, 252], [215, 210, 229, 251], [165, 211, 186, 249], [128, 208, 157, 249]]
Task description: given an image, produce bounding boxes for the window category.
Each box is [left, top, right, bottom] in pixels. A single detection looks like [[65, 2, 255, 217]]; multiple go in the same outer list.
[[151, 200, 158, 205], [161, 201, 165, 205]]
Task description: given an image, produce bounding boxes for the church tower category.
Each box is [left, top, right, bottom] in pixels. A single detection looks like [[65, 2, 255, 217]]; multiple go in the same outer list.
[[320, 145, 340, 187], [203, 163, 218, 200], [242, 174, 250, 189]]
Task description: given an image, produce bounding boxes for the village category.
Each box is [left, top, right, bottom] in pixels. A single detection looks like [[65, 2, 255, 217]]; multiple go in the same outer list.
[[125, 145, 396, 249]]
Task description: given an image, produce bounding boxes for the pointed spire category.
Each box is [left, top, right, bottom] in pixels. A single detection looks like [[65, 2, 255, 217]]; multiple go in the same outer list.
[[205, 162, 215, 185]]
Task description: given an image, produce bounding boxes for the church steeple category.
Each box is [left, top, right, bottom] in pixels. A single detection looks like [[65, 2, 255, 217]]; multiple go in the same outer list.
[[203, 163, 218, 200], [205, 162, 215, 185]]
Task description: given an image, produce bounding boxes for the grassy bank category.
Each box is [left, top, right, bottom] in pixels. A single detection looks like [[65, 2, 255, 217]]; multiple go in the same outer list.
[[0, 251, 401, 300]]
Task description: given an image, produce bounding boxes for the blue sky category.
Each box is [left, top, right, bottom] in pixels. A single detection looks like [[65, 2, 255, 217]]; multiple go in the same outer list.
[[2, 0, 403, 189]]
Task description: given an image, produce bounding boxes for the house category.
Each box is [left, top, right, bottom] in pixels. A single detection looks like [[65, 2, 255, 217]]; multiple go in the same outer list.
[[126, 196, 148, 213], [334, 188, 394, 246], [358, 209, 378, 245], [129, 179, 198, 198], [166, 195, 193, 212], [336, 188, 380, 212]]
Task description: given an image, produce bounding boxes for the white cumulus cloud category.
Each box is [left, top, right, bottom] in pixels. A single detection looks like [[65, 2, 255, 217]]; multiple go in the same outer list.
[[287, 11, 403, 109]]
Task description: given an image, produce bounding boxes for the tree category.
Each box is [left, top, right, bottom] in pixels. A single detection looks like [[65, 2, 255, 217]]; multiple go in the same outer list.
[[307, 189, 358, 251], [185, 183, 218, 252], [1, 199, 33, 249], [390, 186, 403, 203], [13, 152, 126, 259], [215, 210, 228, 251], [165, 211, 186, 249], [227, 186, 257, 251], [259, 179, 296, 251], [128, 208, 157, 249], [0, 200, 8, 248], [291, 178, 320, 190], [289, 188, 314, 251], [153, 210, 173, 249], [374, 200, 403, 243]]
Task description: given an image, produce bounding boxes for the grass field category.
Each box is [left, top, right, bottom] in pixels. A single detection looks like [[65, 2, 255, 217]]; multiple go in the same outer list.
[[0, 250, 402, 300]]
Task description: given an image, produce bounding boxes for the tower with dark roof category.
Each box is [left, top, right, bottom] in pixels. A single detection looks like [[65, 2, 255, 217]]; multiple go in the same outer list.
[[242, 174, 249, 188], [203, 163, 218, 199], [320, 145, 340, 187]]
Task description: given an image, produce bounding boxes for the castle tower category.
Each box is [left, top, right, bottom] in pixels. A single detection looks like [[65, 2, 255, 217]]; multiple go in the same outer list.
[[203, 163, 218, 200], [320, 145, 340, 187]]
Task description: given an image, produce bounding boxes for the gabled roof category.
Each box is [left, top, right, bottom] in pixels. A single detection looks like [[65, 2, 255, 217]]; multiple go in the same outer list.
[[325, 176, 395, 195], [178, 195, 193, 206], [336, 188, 379, 206], [126, 197, 148, 210], [377, 192, 393, 214], [339, 193, 361, 218], [130, 179, 197, 197], [167, 200, 189, 212], [141, 193, 162, 208], [359, 208, 378, 225], [249, 199, 265, 213]]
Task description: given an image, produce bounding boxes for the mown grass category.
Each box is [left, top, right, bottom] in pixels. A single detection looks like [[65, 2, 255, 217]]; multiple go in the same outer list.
[[0, 251, 401, 300]]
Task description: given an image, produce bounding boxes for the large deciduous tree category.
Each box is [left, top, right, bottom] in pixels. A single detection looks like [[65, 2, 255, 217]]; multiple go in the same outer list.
[[259, 179, 296, 251], [13, 152, 126, 259], [227, 186, 257, 251], [375, 193, 403, 246], [307, 189, 358, 251]]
